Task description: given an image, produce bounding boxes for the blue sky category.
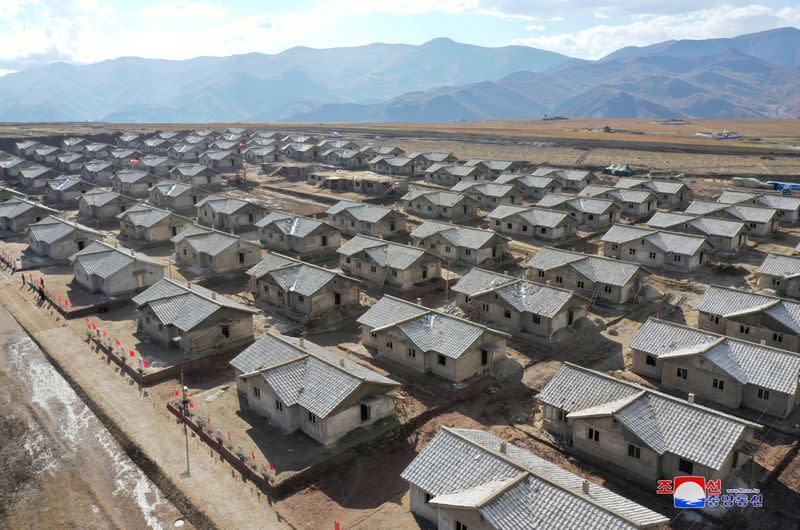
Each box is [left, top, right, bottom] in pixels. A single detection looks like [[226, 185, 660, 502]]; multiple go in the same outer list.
[[0, 0, 797, 74]]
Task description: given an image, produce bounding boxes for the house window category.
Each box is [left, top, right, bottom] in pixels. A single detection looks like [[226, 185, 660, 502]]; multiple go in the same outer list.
[[386, 340, 393, 349], [465, 249, 472, 256], [757, 388, 770, 400], [221, 325, 230, 338], [182, 248, 187, 255], [649, 252, 656, 259], [275, 400, 283, 411], [356, 260, 362, 269], [456, 522, 468, 530], [253, 386, 261, 398], [507, 223, 512, 230], [588, 428, 599, 442], [611, 243, 618, 251], [522, 225, 528, 232], [673, 254, 682, 262], [678, 458, 694, 474], [676, 367, 688, 379], [438, 354, 446, 366], [504, 309, 511, 319], [481, 349, 488, 366], [603, 285, 612, 293], [646, 355, 656, 366], [557, 409, 567, 422], [713, 378, 725, 390], [710, 315, 719, 324], [577, 280, 585, 289], [773, 333, 783, 343], [408, 347, 416, 358], [371, 332, 377, 339], [532, 315, 541, 324], [424, 492, 432, 503], [370, 265, 377, 273], [481, 303, 489, 312], [307, 411, 317, 424], [537, 270, 545, 278], [627, 444, 641, 459], [297, 295, 304, 302], [445, 246, 451, 253], [360, 403, 370, 422], [628, 248, 636, 256], [555, 276, 563, 284], [740, 325, 750, 335], [540, 227, 547, 234]]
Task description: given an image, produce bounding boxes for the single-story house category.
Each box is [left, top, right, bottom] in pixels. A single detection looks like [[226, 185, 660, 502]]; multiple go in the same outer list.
[[717, 190, 800, 225], [579, 185, 657, 220], [70, 241, 165, 296], [407, 152, 459, 170], [495, 173, 563, 200], [526, 247, 652, 305], [631, 317, 800, 419], [601, 224, 712, 273], [149, 181, 209, 214], [231, 333, 399, 446], [15, 140, 40, 157], [369, 156, 417, 176], [18, 164, 57, 190], [45, 176, 94, 206], [156, 131, 181, 142], [142, 137, 169, 154], [424, 164, 484, 185], [536, 193, 621, 231], [400, 188, 479, 223], [256, 211, 340, 259], [338, 235, 442, 290], [357, 295, 510, 383], [0, 156, 26, 178], [646, 211, 749, 256], [462, 159, 525, 178], [132, 278, 257, 358], [401, 427, 668, 530], [200, 149, 243, 170], [0, 198, 57, 233], [756, 253, 800, 299], [138, 155, 173, 177], [246, 253, 361, 319], [358, 145, 405, 158], [453, 268, 588, 338], [33, 145, 62, 164], [410, 221, 510, 266], [168, 143, 203, 161], [533, 167, 592, 191], [55, 152, 89, 172], [615, 177, 693, 210], [172, 224, 262, 275], [169, 164, 222, 187], [111, 170, 160, 197], [116, 133, 142, 149], [685, 200, 777, 237], [108, 148, 142, 167], [538, 362, 761, 483], [26, 216, 104, 261], [282, 143, 319, 162], [196, 194, 266, 232], [77, 189, 137, 222], [488, 204, 578, 243], [81, 160, 115, 184], [450, 181, 523, 209], [83, 142, 111, 160], [118, 204, 194, 244], [244, 147, 283, 165], [697, 285, 800, 352], [62, 137, 87, 152], [326, 200, 407, 238]]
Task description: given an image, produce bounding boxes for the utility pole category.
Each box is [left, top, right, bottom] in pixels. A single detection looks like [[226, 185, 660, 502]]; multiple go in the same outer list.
[[178, 336, 190, 477]]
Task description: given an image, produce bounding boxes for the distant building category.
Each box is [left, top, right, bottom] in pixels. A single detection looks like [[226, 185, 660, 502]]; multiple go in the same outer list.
[[0, 198, 57, 233], [615, 177, 692, 210], [77, 189, 137, 223], [646, 211, 749, 256], [601, 224, 711, 273], [338, 235, 441, 290], [149, 181, 209, 214], [756, 253, 800, 299], [196, 195, 267, 232], [685, 200, 777, 237], [255, 211, 340, 259], [400, 188, 479, 223], [326, 200, 407, 238], [488, 205, 578, 243], [536, 193, 621, 231], [26, 216, 104, 261], [410, 221, 509, 266], [70, 241, 164, 296], [172, 224, 262, 275], [118, 204, 194, 244], [111, 170, 160, 197]]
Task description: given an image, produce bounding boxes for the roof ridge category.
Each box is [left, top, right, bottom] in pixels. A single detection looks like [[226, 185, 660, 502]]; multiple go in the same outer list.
[[441, 428, 654, 526]]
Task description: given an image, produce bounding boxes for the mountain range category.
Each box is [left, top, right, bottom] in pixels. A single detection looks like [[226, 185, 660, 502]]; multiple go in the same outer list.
[[1, 27, 798, 122]]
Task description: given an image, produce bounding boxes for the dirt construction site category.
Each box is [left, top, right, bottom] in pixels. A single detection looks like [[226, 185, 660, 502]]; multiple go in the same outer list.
[[1, 121, 800, 530]]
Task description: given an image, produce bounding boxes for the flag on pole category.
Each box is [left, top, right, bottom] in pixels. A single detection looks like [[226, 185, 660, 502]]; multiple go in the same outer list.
[[175, 390, 180, 397], [115, 338, 121, 346], [64, 300, 70, 307], [142, 360, 149, 368], [335, 522, 340, 530], [269, 463, 275, 473], [102, 329, 107, 337], [188, 402, 194, 409], [129, 350, 135, 357]]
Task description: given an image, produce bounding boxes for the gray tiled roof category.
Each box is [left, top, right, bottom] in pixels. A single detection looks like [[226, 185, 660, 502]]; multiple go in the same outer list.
[[454, 182, 516, 198], [464, 159, 515, 171], [27, 215, 102, 244], [537, 193, 616, 214], [152, 181, 195, 198], [401, 189, 470, 208], [647, 211, 746, 238], [338, 235, 427, 270], [526, 248, 641, 286], [325, 200, 396, 223], [171, 164, 210, 177], [83, 160, 113, 172], [452, 268, 517, 296], [140, 155, 169, 166], [20, 164, 52, 179], [539, 363, 760, 470], [630, 318, 800, 396], [246, 254, 343, 296], [70, 241, 160, 279], [79, 188, 124, 207], [697, 285, 800, 333], [532, 167, 590, 182], [196, 194, 259, 215], [231, 333, 397, 418], [358, 295, 507, 358], [411, 221, 504, 250], [0, 198, 46, 220], [47, 176, 83, 192], [114, 170, 152, 184], [401, 427, 668, 529], [255, 211, 328, 238], [758, 253, 800, 278], [494, 174, 555, 189], [755, 194, 800, 211], [717, 190, 757, 204], [488, 204, 574, 228], [688, 200, 777, 224], [118, 204, 174, 228], [602, 224, 707, 255], [132, 278, 256, 331], [171, 225, 243, 256]]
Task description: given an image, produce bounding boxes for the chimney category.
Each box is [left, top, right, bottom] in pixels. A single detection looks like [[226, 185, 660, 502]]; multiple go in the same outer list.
[[499, 442, 507, 454], [545, 280, 551, 286], [760, 339, 766, 345], [211, 292, 217, 300], [582, 480, 589, 494], [688, 393, 695, 404], [187, 281, 192, 290], [416, 297, 423, 306], [299, 336, 304, 348], [339, 358, 345, 367]]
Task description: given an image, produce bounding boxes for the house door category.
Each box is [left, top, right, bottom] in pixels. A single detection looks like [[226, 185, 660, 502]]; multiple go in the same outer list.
[[335, 293, 341, 306], [568, 310, 574, 326], [77, 240, 85, 250], [492, 246, 497, 258], [360, 404, 370, 422], [136, 274, 144, 289], [321, 235, 328, 247], [238, 252, 245, 264]]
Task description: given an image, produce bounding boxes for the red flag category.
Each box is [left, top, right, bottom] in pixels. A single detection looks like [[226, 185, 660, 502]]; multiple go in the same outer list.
[[28, 273, 32, 279], [57, 295, 62, 302], [188, 402, 194, 409], [115, 338, 121, 346], [92, 323, 97, 331], [334, 522, 340, 530], [269, 463, 275, 473], [85, 318, 91, 323], [102, 329, 107, 337], [64, 300, 70, 307], [227, 431, 231, 441], [143, 360, 149, 368], [175, 390, 180, 397], [129, 350, 135, 357]]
